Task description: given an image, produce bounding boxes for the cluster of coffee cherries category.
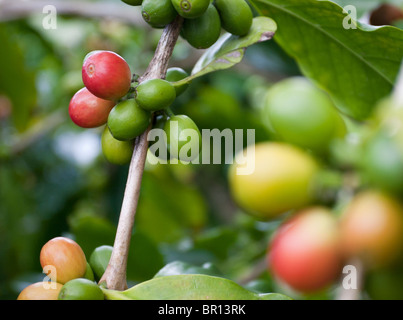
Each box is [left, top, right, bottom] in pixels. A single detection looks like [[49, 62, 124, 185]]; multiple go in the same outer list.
[[69, 50, 201, 165], [123, 0, 254, 49], [17, 237, 109, 300]]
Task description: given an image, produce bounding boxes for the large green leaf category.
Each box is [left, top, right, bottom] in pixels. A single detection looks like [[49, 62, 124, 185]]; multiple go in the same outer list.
[[172, 17, 277, 88], [102, 274, 291, 300], [252, 0, 403, 119], [153, 261, 222, 278]]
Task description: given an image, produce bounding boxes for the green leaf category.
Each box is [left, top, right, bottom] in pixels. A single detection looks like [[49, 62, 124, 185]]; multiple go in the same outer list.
[[251, 0, 403, 119], [193, 227, 238, 260], [127, 232, 164, 281], [172, 17, 277, 88], [69, 215, 116, 256], [136, 169, 208, 243], [153, 261, 223, 278], [102, 274, 292, 300]]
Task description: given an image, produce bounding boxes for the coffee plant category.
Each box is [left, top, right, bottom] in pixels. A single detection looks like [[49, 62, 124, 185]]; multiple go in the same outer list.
[[1, 0, 403, 302]]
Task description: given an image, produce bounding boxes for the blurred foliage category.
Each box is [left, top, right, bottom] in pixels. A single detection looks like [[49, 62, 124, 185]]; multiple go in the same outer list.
[[0, 0, 402, 300]]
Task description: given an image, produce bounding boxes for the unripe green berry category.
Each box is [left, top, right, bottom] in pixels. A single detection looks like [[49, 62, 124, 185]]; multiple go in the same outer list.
[[84, 263, 95, 281], [181, 4, 221, 49], [121, 0, 143, 6], [171, 0, 210, 19], [58, 278, 104, 300], [215, 0, 253, 36], [107, 99, 151, 141], [166, 67, 190, 96], [101, 127, 134, 165], [89, 246, 113, 281], [135, 79, 176, 111], [141, 0, 177, 28], [164, 115, 201, 162]]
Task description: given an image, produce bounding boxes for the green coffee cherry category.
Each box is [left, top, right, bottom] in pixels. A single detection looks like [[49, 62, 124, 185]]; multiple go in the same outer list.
[[164, 115, 201, 162], [149, 114, 170, 161], [101, 127, 134, 165], [361, 132, 403, 194], [107, 99, 151, 141], [141, 0, 177, 28], [122, 0, 143, 5], [135, 79, 176, 111], [214, 0, 253, 36], [263, 77, 346, 153], [84, 263, 95, 281], [58, 279, 104, 300], [181, 4, 221, 49], [171, 0, 210, 19], [89, 245, 113, 281], [166, 67, 190, 96]]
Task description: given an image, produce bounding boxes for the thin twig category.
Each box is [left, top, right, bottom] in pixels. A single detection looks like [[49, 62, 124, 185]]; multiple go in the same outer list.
[[99, 16, 184, 291]]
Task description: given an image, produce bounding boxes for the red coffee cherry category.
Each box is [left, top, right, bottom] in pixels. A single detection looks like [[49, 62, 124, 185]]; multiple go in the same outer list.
[[340, 190, 403, 269], [69, 87, 115, 128], [268, 207, 342, 293], [17, 282, 63, 300], [40, 237, 87, 285], [82, 51, 132, 101]]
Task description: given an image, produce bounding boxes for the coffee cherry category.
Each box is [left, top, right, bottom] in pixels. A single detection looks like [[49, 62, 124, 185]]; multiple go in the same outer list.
[[149, 114, 170, 161], [268, 207, 342, 293], [340, 190, 403, 269], [214, 0, 253, 36], [101, 126, 134, 165], [135, 79, 176, 111], [181, 4, 221, 49], [89, 245, 113, 281], [40, 237, 87, 285], [107, 99, 151, 141], [121, 0, 143, 6], [361, 132, 403, 194], [164, 115, 201, 162], [166, 67, 190, 96], [84, 263, 95, 281], [141, 0, 177, 28], [263, 77, 346, 153], [82, 51, 132, 101], [171, 0, 210, 19], [69, 87, 115, 128], [17, 282, 63, 300], [229, 142, 319, 221], [58, 278, 104, 300]]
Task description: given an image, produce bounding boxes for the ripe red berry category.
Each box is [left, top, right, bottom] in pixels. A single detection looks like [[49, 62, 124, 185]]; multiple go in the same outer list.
[[17, 282, 63, 300], [69, 87, 115, 128], [82, 51, 132, 101], [268, 207, 342, 293], [340, 191, 403, 269], [40, 237, 87, 285]]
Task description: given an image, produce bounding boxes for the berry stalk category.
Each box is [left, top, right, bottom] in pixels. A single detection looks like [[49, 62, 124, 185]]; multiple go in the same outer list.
[[99, 16, 184, 290]]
